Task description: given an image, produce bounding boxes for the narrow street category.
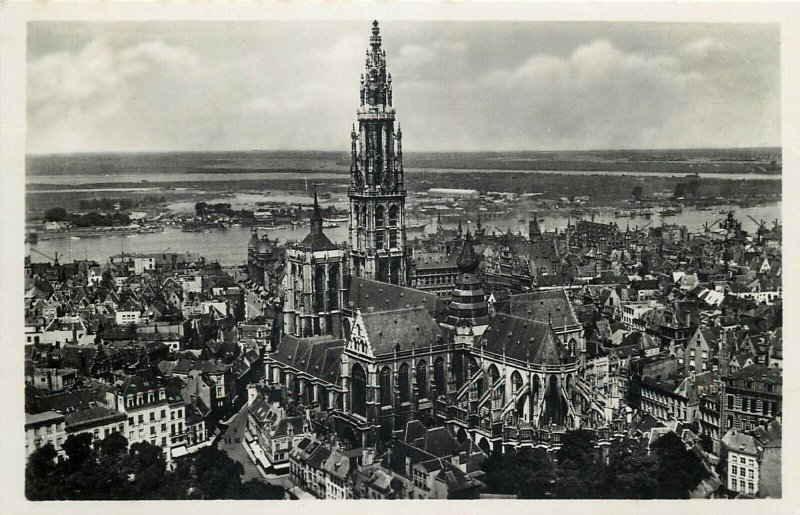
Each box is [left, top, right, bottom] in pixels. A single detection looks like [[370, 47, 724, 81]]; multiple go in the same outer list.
[[218, 403, 294, 490]]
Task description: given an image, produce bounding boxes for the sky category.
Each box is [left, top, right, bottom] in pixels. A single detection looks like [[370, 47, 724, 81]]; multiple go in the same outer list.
[[27, 21, 780, 154]]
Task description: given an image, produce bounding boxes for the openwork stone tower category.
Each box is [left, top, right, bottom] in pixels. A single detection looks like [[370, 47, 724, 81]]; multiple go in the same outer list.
[[348, 21, 408, 285]]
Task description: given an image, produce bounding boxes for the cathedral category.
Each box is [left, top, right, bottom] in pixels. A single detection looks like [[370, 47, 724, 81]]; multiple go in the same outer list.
[[263, 21, 594, 453]]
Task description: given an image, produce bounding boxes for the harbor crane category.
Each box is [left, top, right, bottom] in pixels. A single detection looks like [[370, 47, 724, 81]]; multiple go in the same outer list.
[[747, 216, 768, 242], [29, 248, 60, 264], [703, 219, 722, 232]]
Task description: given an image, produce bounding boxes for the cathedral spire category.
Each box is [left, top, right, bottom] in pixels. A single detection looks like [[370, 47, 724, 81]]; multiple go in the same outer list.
[[370, 20, 382, 53], [348, 21, 408, 285], [310, 185, 323, 236]]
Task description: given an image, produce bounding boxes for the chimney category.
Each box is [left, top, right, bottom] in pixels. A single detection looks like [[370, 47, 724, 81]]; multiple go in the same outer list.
[[405, 456, 412, 476]]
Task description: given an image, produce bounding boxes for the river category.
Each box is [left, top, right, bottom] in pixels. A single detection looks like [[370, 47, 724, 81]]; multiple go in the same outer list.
[[27, 202, 781, 266], [27, 169, 781, 187]]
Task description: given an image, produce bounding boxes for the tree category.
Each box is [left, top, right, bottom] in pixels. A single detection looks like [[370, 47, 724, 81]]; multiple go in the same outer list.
[[190, 446, 245, 499], [25, 444, 59, 500], [601, 438, 659, 498], [481, 450, 522, 495], [44, 207, 68, 222], [517, 447, 555, 499], [554, 430, 600, 499], [556, 430, 596, 470], [651, 432, 709, 498], [236, 479, 286, 500], [61, 433, 93, 471], [98, 431, 128, 458], [632, 186, 643, 201]]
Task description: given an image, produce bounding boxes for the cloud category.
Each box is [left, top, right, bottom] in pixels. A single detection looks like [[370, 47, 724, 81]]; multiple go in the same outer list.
[[396, 36, 775, 151], [683, 36, 729, 58], [397, 44, 436, 66], [28, 38, 202, 153], [26, 22, 779, 153]]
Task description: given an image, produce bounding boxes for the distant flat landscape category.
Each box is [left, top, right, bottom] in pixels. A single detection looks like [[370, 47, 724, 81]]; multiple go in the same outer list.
[[26, 148, 782, 179]]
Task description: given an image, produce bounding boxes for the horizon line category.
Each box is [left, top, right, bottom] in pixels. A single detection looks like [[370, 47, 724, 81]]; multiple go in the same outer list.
[[26, 145, 783, 158]]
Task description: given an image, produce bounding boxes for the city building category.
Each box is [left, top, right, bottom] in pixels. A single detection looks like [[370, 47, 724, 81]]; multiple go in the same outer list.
[[720, 364, 781, 433], [25, 411, 67, 459]]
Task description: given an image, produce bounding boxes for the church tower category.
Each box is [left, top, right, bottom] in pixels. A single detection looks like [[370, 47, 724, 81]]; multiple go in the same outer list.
[[283, 190, 346, 338], [444, 230, 489, 332], [348, 21, 408, 285]]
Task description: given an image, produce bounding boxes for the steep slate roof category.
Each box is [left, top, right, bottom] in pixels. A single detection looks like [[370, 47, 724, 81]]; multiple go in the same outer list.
[[347, 277, 447, 320], [360, 307, 443, 355], [298, 230, 338, 252], [722, 429, 758, 455], [478, 313, 567, 366], [413, 251, 458, 270], [508, 289, 580, 328], [414, 426, 460, 458], [402, 420, 428, 444], [272, 335, 344, 386]]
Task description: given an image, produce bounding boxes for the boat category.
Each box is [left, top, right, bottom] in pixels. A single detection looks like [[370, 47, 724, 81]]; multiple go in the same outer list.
[[322, 221, 340, 229], [406, 222, 428, 231], [70, 236, 81, 240], [324, 216, 349, 223]]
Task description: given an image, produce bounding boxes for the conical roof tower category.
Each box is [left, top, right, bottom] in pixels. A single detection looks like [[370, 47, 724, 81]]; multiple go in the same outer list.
[[445, 230, 489, 329]]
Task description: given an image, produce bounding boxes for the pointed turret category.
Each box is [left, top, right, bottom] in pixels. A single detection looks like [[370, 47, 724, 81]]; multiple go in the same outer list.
[[310, 186, 323, 236], [299, 186, 337, 251], [446, 230, 489, 330], [529, 212, 541, 241], [456, 230, 480, 274]]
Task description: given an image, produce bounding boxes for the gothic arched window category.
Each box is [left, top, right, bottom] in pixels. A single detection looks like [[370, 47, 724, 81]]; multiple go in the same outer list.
[[488, 364, 500, 385], [398, 363, 410, 403], [452, 353, 465, 389], [416, 360, 428, 399], [351, 363, 367, 417], [511, 371, 523, 393], [379, 367, 392, 407], [375, 206, 385, 228], [388, 205, 399, 227], [328, 264, 340, 310], [375, 206, 385, 249], [434, 358, 447, 398]]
